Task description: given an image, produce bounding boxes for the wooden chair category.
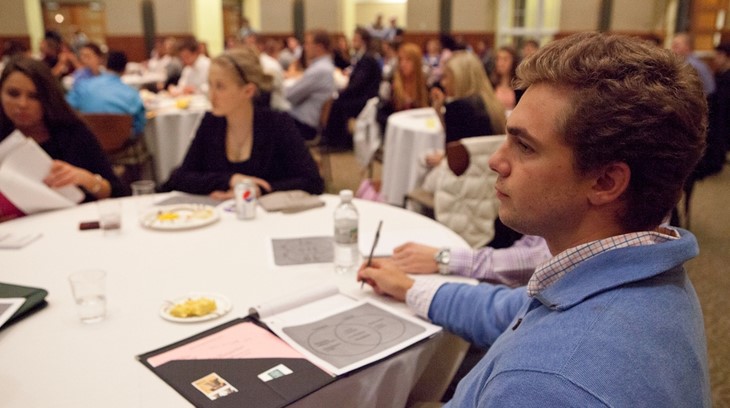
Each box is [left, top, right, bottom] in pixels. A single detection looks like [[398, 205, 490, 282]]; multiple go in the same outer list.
[[307, 97, 335, 184], [80, 113, 154, 186]]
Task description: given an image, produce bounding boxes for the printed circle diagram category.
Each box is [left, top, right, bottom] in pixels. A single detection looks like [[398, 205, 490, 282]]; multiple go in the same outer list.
[[307, 314, 406, 356]]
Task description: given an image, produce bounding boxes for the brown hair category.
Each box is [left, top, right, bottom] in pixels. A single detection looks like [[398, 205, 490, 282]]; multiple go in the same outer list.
[[392, 42, 429, 110], [212, 46, 273, 93], [307, 29, 331, 52], [0, 57, 82, 137], [516, 32, 707, 231]]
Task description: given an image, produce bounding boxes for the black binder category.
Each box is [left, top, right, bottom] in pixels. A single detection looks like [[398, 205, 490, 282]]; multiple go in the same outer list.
[[0, 282, 48, 330], [137, 317, 335, 408]]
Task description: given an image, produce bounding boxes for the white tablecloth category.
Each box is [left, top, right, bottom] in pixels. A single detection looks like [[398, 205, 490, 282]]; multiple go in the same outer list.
[[381, 108, 445, 206], [144, 107, 206, 184], [0, 194, 471, 407]]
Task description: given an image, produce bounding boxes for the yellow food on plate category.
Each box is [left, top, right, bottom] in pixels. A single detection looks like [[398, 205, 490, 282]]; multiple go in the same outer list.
[[156, 211, 180, 222], [169, 297, 217, 318]]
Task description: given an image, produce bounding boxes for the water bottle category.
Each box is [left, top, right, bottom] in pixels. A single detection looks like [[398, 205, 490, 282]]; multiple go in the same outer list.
[[334, 189, 360, 274]]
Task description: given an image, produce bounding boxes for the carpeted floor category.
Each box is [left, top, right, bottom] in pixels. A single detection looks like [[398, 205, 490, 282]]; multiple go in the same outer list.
[[324, 151, 730, 407]]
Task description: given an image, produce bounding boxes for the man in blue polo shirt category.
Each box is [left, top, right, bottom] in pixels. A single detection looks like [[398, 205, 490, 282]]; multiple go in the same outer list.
[[67, 50, 146, 136], [359, 32, 711, 407]]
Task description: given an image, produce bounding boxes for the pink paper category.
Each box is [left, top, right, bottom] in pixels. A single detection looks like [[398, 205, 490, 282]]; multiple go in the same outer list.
[[147, 322, 304, 368]]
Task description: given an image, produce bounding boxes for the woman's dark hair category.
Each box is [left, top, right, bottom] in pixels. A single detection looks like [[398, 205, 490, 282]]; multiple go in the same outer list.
[[0, 57, 82, 138]]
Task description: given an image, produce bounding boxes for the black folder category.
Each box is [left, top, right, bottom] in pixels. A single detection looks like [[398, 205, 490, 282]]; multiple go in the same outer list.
[[137, 317, 335, 408], [0, 282, 48, 330]]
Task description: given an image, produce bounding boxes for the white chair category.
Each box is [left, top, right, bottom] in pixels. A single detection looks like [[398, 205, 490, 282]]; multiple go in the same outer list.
[[352, 97, 382, 172], [421, 135, 506, 248]]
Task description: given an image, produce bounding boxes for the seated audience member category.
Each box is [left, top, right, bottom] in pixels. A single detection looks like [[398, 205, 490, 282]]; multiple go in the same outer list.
[[387, 235, 550, 287], [285, 29, 336, 141], [672, 32, 716, 96], [241, 32, 289, 111], [380, 40, 399, 82], [0, 57, 126, 221], [322, 27, 381, 150], [520, 38, 540, 60], [713, 43, 730, 155], [39, 31, 79, 79], [66, 51, 146, 136], [490, 45, 521, 110], [161, 47, 323, 198], [377, 42, 429, 129], [170, 37, 210, 95], [147, 37, 183, 91], [70, 42, 105, 83], [279, 36, 302, 71], [428, 50, 506, 167], [332, 36, 351, 71], [359, 32, 710, 406]]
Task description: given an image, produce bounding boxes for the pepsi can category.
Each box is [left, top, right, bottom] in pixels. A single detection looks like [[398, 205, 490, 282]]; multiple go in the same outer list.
[[234, 179, 257, 220]]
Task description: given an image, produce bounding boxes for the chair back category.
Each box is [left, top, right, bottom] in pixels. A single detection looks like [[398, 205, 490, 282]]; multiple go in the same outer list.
[[80, 113, 134, 153], [427, 135, 506, 248], [318, 97, 334, 131], [353, 97, 381, 169]]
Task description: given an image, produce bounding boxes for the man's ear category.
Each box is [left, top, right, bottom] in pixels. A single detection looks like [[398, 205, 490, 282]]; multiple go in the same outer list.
[[589, 162, 630, 206]]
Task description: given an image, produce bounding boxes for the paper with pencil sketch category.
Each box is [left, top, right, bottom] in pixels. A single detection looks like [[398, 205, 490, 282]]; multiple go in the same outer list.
[[250, 284, 440, 376], [358, 226, 466, 257], [0, 131, 84, 214]]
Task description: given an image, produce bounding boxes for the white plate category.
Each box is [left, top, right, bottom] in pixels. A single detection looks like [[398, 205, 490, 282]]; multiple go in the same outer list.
[[141, 204, 220, 230], [160, 293, 232, 323]]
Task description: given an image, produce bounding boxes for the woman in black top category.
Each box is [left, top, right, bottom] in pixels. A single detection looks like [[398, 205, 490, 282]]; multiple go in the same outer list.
[[0, 57, 125, 221], [427, 51, 506, 167], [161, 46, 323, 198]]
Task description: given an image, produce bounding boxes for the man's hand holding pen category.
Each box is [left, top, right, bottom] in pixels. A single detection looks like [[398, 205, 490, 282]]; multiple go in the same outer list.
[[357, 259, 414, 302]]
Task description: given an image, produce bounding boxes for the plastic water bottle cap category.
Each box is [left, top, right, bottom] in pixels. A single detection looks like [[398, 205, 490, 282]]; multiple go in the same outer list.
[[339, 189, 353, 202]]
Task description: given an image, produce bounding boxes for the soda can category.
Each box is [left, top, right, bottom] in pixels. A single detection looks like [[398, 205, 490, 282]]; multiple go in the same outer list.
[[234, 179, 257, 220]]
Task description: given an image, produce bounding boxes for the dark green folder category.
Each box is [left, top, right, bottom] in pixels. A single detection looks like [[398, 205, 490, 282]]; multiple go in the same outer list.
[[0, 282, 49, 330]]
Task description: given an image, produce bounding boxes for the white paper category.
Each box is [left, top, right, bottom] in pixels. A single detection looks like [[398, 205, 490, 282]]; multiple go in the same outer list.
[[252, 285, 441, 376], [0, 131, 25, 162], [0, 134, 84, 214], [0, 297, 25, 329], [0, 233, 42, 249]]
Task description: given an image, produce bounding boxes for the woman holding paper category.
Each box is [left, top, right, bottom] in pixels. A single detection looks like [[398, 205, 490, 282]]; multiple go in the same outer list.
[[0, 57, 125, 220], [160, 46, 323, 198]]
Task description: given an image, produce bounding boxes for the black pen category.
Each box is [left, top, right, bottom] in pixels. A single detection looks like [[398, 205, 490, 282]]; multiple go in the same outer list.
[[361, 220, 383, 289]]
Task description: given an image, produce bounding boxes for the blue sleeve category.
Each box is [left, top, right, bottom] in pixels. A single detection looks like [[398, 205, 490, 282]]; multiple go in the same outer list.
[[447, 370, 607, 407], [428, 283, 527, 348]]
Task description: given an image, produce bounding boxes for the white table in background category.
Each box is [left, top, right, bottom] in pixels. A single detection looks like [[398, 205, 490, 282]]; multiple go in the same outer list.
[[0, 194, 471, 408], [144, 96, 209, 184], [381, 108, 445, 206]]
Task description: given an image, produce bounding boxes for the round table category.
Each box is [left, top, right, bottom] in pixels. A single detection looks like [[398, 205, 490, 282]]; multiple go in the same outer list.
[[0, 193, 471, 407], [381, 108, 445, 206], [143, 96, 209, 184]]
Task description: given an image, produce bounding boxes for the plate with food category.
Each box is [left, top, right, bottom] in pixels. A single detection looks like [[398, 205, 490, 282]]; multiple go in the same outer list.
[[141, 204, 219, 230], [160, 293, 232, 323]]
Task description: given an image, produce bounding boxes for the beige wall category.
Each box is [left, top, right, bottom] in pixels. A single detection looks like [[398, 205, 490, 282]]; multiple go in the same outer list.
[[153, 0, 193, 34], [305, 0, 345, 33], [611, 0, 658, 31], [260, 0, 293, 33], [559, 0, 600, 31], [452, 0, 495, 31], [0, 0, 29, 35], [354, 3, 407, 29], [407, 0, 439, 32]]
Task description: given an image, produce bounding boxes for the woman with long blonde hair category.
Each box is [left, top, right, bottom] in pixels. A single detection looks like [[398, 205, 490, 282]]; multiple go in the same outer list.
[[427, 50, 506, 166]]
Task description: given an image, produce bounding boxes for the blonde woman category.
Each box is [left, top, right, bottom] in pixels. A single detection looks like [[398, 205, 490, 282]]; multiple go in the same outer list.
[[428, 50, 506, 166], [161, 46, 323, 198]]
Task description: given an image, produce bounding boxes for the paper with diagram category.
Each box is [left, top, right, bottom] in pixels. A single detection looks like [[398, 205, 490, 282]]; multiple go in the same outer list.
[[251, 284, 441, 376]]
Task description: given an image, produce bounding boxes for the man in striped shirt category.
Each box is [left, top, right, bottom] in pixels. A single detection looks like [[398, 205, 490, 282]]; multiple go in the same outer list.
[[359, 32, 710, 406]]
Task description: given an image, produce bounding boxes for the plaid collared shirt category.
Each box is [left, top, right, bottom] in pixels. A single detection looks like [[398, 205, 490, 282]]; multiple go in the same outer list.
[[526, 227, 680, 297]]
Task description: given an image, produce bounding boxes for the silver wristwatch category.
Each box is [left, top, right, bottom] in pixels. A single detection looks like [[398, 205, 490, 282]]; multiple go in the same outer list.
[[434, 248, 451, 275]]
